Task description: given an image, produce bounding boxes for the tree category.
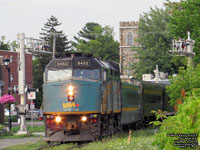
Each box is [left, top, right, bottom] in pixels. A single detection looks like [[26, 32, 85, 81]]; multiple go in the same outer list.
[[33, 15, 71, 108], [0, 36, 11, 50], [40, 15, 71, 53], [0, 36, 18, 51], [32, 59, 43, 108], [166, 65, 200, 106], [73, 22, 103, 42], [73, 22, 119, 62], [168, 0, 200, 64], [131, 7, 185, 79], [153, 89, 200, 149]]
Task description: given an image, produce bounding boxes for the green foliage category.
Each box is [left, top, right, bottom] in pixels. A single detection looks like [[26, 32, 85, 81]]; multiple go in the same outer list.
[[0, 35, 10, 50], [7, 129, 157, 150], [149, 110, 167, 128], [0, 125, 44, 139], [0, 36, 17, 51], [11, 125, 44, 133], [153, 89, 200, 149], [166, 65, 200, 106], [40, 15, 71, 52], [32, 59, 45, 108], [131, 7, 181, 79], [0, 124, 5, 130], [6, 141, 49, 150], [5, 115, 18, 122], [73, 22, 103, 41], [168, 0, 200, 64], [73, 22, 119, 62]]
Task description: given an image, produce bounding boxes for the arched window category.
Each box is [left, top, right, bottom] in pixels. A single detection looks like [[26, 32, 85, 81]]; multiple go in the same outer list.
[[127, 32, 133, 46]]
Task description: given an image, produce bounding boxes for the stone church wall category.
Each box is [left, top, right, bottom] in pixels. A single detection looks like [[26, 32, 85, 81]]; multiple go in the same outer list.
[[119, 21, 139, 77]]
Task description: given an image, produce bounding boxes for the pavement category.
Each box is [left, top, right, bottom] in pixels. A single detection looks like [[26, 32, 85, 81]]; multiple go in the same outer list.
[[0, 136, 45, 150], [0, 121, 45, 149]]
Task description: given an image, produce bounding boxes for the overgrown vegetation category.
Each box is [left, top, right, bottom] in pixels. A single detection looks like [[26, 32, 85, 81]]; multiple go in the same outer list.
[[153, 89, 200, 149], [167, 65, 200, 106], [79, 129, 157, 150], [149, 110, 167, 127], [5, 128, 158, 150]]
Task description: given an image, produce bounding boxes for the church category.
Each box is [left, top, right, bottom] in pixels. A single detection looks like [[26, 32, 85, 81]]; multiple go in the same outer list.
[[119, 21, 139, 80]]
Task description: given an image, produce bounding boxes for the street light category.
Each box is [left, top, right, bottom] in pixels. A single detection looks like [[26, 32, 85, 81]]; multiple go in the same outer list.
[[3, 55, 12, 131]]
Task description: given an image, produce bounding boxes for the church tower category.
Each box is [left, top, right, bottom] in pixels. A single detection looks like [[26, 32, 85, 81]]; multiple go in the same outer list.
[[119, 21, 139, 78]]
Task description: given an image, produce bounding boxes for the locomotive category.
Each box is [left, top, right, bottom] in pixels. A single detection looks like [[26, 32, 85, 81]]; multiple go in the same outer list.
[[43, 52, 173, 142]]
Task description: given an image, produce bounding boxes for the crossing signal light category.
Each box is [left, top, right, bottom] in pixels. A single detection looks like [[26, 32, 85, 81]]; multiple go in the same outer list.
[[182, 42, 189, 49]]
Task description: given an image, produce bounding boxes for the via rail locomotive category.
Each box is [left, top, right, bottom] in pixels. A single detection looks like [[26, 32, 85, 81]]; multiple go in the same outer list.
[[43, 52, 173, 142]]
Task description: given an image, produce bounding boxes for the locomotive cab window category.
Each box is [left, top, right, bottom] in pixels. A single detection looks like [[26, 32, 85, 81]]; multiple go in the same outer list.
[[47, 69, 72, 81], [74, 69, 99, 80]]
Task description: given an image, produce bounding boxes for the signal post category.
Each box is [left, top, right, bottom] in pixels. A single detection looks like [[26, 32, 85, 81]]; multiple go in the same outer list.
[[16, 33, 51, 134], [170, 31, 195, 67]]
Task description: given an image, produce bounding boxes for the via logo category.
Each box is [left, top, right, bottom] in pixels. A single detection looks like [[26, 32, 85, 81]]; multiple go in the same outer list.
[[63, 102, 79, 108]]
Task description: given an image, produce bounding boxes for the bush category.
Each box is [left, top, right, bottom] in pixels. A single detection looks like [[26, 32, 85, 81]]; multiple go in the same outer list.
[[153, 89, 200, 149]]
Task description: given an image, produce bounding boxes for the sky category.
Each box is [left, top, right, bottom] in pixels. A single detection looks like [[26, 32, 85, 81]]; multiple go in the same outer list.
[[0, 0, 179, 42]]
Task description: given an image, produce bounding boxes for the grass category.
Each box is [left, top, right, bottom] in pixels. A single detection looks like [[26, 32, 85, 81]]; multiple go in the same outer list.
[[77, 128, 158, 150], [6, 141, 75, 150], [11, 125, 45, 133], [0, 125, 45, 139], [5, 141, 48, 150], [4, 127, 158, 150]]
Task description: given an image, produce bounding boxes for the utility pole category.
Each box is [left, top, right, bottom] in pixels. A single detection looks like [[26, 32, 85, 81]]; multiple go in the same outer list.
[[16, 33, 51, 134], [52, 32, 60, 59], [170, 31, 195, 67], [53, 34, 56, 59], [17, 33, 27, 134]]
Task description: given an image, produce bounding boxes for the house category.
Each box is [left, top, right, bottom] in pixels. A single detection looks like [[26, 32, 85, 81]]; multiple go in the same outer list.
[[0, 50, 33, 124]]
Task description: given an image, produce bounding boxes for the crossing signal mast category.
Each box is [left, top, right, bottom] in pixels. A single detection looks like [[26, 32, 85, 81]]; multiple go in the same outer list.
[[24, 37, 51, 54], [169, 31, 195, 67], [16, 33, 51, 134]]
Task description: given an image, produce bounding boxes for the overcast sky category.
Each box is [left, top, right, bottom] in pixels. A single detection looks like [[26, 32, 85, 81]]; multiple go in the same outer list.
[[0, 0, 179, 42]]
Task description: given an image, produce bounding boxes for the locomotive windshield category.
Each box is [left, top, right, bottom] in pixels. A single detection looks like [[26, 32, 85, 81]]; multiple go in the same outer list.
[[46, 68, 99, 81], [74, 69, 99, 80], [47, 69, 72, 81], [45, 54, 106, 82]]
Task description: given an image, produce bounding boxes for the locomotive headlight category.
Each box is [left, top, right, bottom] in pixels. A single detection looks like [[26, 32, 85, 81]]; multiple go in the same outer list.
[[68, 85, 75, 101], [68, 86, 74, 91], [55, 116, 61, 123], [81, 116, 87, 122], [68, 91, 74, 96]]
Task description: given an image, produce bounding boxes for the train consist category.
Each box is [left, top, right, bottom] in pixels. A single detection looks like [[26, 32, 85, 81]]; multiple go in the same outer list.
[[43, 52, 173, 142]]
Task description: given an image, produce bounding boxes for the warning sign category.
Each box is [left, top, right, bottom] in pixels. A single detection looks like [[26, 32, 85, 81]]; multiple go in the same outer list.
[[28, 91, 36, 100]]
